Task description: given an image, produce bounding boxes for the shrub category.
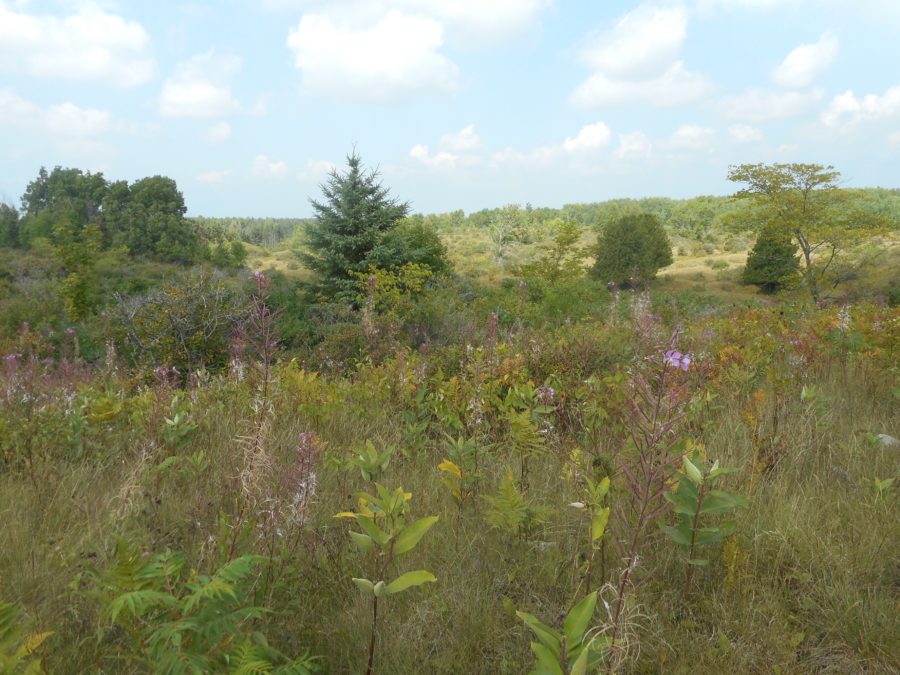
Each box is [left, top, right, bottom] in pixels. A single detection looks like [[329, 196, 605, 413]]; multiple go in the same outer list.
[[590, 213, 672, 286]]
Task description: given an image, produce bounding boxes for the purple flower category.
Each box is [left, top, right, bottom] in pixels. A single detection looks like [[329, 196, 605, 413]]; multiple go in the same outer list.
[[537, 385, 556, 405], [65, 327, 76, 336], [664, 349, 692, 371]]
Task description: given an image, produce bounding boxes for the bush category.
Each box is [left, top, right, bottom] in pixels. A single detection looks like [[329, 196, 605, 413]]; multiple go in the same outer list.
[[742, 225, 800, 294], [590, 213, 672, 286]]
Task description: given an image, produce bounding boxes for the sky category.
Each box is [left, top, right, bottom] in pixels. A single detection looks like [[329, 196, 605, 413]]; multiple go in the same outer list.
[[1, 0, 899, 217]]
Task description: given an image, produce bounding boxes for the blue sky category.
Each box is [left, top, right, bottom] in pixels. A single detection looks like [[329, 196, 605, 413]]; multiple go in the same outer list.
[[1, 0, 899, 217]]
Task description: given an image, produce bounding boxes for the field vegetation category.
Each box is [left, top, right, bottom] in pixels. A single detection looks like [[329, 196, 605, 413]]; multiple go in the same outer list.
[[0, 159, 898, 673]]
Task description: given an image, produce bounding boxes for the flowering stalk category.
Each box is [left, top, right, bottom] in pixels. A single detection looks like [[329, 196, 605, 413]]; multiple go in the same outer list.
[[605, 332, 692, 672], [228, 271, 282, 561]]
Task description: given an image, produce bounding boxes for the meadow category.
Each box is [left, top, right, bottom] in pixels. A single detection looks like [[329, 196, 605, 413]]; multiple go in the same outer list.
[[1, 189, 899, 674]]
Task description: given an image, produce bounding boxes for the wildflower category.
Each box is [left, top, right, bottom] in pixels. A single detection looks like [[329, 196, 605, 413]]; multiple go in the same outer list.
[[537, 385, 556, 405], [664, 349, 692, 371], [65, 327, 76, 336]]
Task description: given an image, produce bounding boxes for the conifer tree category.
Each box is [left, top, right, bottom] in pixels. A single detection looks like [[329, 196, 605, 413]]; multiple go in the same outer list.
[[590, 213, 672, 287], [301, 152, 409, 299], [742, 224, 800, 294]]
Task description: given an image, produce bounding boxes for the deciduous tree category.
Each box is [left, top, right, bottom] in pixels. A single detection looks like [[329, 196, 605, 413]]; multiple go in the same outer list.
[[727, 163, 887, 305]]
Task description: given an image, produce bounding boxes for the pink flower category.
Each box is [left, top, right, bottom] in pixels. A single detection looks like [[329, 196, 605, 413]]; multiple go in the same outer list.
[[664, 349, 692, 371]]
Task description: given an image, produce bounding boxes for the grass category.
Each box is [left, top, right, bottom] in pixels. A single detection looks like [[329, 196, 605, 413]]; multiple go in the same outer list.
[[1, 293, 897, 673]]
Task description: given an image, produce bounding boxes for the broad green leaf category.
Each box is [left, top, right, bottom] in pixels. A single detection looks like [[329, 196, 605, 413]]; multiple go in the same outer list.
[[591, 508, 610, 543], [563, 591, 597, 653], [373, 581, 387, 597], [516, 611, 562, 652], [594, 476, 610, 501], [570, 641, 590, 675], [356, 516, 390, 546], [664, 488, 697, 516], [660, 524, 690, 548], [529, 641, 564, 675], [349, 531, 375, 554], [394, 516, 439, 555], [352, 578, 374, 594], [385, 570, 436, 595]]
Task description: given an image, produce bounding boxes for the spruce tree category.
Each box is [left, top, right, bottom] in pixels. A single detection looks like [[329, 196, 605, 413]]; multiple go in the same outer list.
[[742, 224, 800, 294], [302, 152, 409, 299]]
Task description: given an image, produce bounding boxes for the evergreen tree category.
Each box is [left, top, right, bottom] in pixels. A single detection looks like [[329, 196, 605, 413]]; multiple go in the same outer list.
[[742, 224, 800, 294], [590, 213, 672, 286], [301, 152, 409, 299]]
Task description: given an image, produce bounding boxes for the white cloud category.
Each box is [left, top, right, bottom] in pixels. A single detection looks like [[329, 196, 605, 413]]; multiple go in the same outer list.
[[287, 11, 459, 103], [268, 0, 550, 46], [206, 121, 233, 143], [196, 169, 232, 184], [666, 125, 715, 151], [489, 121, 612, 168], [410, 124, 484, 169], [439, 124, 481, 153], [160, 51, 243, 119], [572, 61, 713, 108], [720, 87, 822, 122], [393, 0, 549, 45], [562, 122, 612, 152], [409, 144, 465, 169], [0, 88, 110, 137], [0, 1, 154, 87], [821, 86, 900, 127], [695, 0, 792, 11], [571, 5, 711, 109], [613, 132, 652, 160], [728, 124, 764, 143], [253, 154, 289, 177], [580, 5, 688, 79], [773, 32, 838, 88]]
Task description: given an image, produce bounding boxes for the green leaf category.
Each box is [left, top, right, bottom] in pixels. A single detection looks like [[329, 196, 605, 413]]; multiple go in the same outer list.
[[570, 641, 590, 675], [529, 642, 564, 675], [385, 570, 436, 595], [356, 516, 390, 546], [106, 591, 177, 623], [516, 611, 562, 652], [709, 465, 738, 479], [686, 558, 709, 566], [664, 487, 698, 516], [590, 508, 610, 543], [660, 523, 690, 548], [563, 592, 597, 653], [593, 476, 610, 502], [352, 578, 374, 594], [349, 531, 375, 554], [394, 516, 439, 555], [373, 581, 387, 598], [701, 490, 749, 514]]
